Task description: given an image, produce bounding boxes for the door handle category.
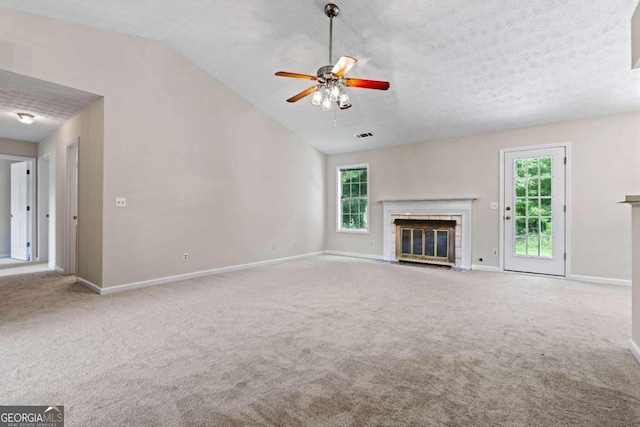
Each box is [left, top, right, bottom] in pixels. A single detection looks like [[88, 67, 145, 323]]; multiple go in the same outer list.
[[73, 215, 78, 220], [505, 206, 511, 211], [505, 216, 511, 220]]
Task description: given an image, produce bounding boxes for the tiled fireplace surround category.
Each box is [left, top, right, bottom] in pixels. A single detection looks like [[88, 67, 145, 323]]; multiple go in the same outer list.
[[381, 198, 476, 270]]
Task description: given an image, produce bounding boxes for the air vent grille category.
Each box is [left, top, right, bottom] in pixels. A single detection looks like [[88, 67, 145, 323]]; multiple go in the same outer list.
[[355, 132, 373, 139]]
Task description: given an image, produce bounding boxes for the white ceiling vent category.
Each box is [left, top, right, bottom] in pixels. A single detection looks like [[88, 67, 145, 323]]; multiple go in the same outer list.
[[355, 132, 373, 139]]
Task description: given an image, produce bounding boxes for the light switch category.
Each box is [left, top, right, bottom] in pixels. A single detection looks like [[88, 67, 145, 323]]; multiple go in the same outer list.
[[115, 197, 127, 207], [489, 202, 498, 210]]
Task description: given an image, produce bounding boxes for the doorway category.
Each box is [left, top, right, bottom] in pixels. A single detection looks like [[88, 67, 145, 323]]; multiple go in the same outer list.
[[0, 155, 36, 265], [501, 144, 568, 276]]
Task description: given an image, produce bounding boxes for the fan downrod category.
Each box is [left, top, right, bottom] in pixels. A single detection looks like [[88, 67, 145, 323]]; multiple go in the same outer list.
[[324, 3, 339, 18]]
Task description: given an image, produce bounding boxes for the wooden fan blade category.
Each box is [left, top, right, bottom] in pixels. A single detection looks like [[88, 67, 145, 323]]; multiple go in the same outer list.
[[287, 85, 319, 103], [344, 78, 390, 90], [331, 56, 357, 77], [275, 71, 317, 80]]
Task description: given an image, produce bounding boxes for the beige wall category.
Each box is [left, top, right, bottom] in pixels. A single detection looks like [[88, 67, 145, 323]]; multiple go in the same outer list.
[[38, 100, 104, 284], [0, 137, 37, 158], [326, 113, 640, 281], [1, 8, 325, 288]]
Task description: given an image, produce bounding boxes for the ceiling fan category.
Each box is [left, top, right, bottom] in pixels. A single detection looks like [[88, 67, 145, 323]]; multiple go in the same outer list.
[[275, 3, 390, 111]]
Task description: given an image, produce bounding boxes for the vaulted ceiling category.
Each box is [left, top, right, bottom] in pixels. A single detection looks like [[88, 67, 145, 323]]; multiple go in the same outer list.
[[0, 0, 639, 154]]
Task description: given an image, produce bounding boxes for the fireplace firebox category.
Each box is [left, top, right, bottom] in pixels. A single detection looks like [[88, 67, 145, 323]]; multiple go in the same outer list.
[[394, 219, 456, 266]]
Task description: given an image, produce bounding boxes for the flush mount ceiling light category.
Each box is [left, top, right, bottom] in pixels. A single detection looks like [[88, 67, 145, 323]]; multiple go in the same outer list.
[[275, 3, 390, 111], [16, 112, 35, 124]]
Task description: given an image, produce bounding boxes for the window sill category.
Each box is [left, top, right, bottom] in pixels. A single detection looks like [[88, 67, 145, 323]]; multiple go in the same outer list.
[[337, 228, 370, 235]]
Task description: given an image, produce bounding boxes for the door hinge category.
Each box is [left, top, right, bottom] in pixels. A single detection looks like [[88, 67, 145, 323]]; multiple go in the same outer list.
[[27, 242, 30, 248], [26, 169, 30, 175], [563, 205, 566, 213], [26, 206, 30, 211], [564, 157, 567, 165], [564, 253, 567, 260]]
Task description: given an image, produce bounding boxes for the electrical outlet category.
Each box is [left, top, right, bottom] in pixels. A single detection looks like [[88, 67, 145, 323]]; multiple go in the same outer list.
[[272, 243, 276, 250], [115, 197, 127, 207], [293, 241, 296, 247], [183, 252, 188, 261], [370, 240, 374, 246], [492, 249, 498, 256], [489, 202, 498, 210]]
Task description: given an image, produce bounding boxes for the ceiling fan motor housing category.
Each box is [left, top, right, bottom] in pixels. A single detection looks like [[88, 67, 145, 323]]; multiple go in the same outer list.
[[317, 65, 337, 83]]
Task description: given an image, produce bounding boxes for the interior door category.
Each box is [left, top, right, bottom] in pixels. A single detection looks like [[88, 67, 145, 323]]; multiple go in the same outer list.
[[504, 146, 566, 276], [10, 161, 29, 260]]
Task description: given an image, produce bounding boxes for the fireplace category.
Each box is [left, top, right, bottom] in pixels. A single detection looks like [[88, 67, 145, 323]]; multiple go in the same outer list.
[[395, 219, 456, 265], [381, 198, 476, 270]]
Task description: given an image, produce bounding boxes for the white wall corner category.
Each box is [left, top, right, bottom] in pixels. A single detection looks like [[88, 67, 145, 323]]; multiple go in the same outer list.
[[629, 339, 640, 366]]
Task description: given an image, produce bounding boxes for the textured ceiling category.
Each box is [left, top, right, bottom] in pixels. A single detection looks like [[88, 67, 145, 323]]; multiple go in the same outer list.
[[0, 0, 638, 154], [0, 69, 101, 143]]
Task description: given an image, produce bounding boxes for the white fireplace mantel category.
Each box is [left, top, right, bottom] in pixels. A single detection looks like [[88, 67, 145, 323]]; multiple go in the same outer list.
[[380, 198, 476, 270]]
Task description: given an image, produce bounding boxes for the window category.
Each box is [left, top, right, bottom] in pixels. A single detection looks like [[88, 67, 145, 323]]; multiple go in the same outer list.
[[337, 164, 368, 232]]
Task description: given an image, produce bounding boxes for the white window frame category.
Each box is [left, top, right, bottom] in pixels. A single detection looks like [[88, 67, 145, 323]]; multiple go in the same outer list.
[[336, 163, 369, 234]]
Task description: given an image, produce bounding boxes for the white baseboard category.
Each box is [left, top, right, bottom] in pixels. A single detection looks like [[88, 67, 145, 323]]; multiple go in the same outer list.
[[471, 264, 501, 272], [99, 251, 325, 295], [629, 339, 640, 366], [77, 277, 102, 294], [54, 266, 64, 274], [467, 266, 630, 286], [0, 253, 10, 259], [567, 274, 631, 287], [325, 250, 383, 261]]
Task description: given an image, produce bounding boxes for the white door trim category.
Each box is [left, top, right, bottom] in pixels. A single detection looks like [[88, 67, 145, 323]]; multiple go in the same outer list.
[[64, 138, 79, 276], [499, 142, 572, 276], [37, 155, 50, 263]]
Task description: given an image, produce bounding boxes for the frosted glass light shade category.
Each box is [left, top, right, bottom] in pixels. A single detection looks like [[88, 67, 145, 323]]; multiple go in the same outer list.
[[17, 113, 35, 124], [311, 88, 323, 106]]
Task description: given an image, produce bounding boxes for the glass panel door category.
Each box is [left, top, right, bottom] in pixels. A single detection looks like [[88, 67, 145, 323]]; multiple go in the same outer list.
[[504, 146, 566, 276]]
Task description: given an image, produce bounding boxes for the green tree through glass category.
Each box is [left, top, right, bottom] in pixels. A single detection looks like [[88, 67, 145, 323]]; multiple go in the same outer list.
[[513, 157, 552, 258], [340, 167, 368, 230]]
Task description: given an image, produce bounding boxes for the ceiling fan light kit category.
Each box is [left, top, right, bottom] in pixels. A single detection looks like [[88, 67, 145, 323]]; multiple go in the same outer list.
[[275, 3, 389, 111]]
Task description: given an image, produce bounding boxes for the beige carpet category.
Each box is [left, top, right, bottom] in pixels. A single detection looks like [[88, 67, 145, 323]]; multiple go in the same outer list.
[[1, 255, 639, 426]]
